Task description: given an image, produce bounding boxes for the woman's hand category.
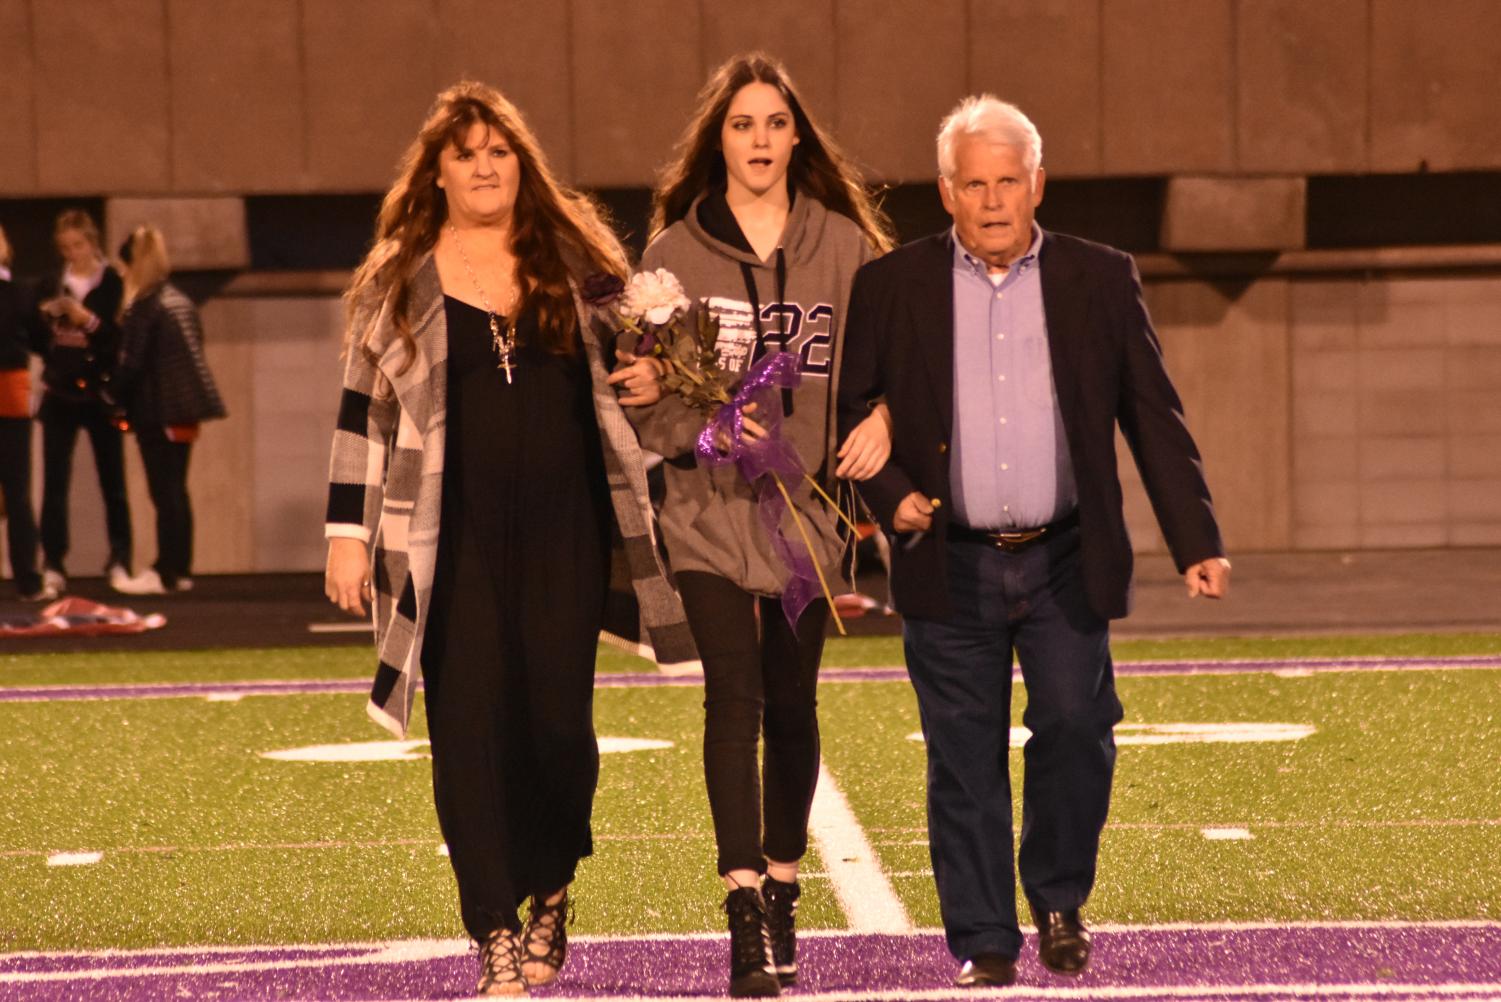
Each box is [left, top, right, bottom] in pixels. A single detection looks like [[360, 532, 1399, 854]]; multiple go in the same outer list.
[[43, 297, 93, 328], [325, 537, 372, 615], [835, 402, 892, 480], [607, 352, 665, 406]]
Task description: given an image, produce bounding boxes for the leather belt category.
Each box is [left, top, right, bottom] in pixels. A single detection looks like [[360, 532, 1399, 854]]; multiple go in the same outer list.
[[946, 510, 1079, 553]]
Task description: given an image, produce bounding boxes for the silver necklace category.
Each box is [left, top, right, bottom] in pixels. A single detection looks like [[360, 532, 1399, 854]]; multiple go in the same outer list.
[[448, 224, 518, 384]]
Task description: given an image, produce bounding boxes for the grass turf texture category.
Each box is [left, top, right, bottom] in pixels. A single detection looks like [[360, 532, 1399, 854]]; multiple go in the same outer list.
[[4, 632, 1501, 689], [2, 648, 1497, 952]]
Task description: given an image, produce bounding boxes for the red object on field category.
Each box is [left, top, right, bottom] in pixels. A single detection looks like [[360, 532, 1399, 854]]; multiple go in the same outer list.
[[0, 597, 167, 637]]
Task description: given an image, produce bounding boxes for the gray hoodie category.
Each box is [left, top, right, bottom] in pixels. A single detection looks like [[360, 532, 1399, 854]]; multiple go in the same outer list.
[[627, 190, 875, 596]]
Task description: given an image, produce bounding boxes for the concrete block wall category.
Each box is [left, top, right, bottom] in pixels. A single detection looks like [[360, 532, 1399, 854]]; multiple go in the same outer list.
[[4, 0, 1501, 194], [1289, 275, 1501, 549], [1121, 270, 1501, 561]]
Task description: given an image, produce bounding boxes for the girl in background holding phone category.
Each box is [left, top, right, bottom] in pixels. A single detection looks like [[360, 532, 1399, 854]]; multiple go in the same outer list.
[[32, 208, 131, 592]]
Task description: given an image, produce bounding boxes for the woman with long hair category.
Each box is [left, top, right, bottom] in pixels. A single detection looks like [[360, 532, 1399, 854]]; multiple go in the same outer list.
[[626, 52, 894, 998], [323, 81, 691, 997], [33, 208, 132, 592], [111, 225, 227, 595]]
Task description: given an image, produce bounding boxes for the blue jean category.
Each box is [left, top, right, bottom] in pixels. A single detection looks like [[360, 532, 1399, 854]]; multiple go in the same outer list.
[[903, 524, 1122, 961]]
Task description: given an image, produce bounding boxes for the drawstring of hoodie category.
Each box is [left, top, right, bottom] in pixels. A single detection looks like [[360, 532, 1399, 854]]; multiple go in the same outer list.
[[739, 248, 793, 417]]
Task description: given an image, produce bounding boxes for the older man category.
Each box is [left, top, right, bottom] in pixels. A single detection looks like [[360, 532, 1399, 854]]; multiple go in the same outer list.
[[838, 95, 1229, 986]]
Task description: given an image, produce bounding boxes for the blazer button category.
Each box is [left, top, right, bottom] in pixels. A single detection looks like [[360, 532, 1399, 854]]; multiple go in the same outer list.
[[937, 442, 948, 454]]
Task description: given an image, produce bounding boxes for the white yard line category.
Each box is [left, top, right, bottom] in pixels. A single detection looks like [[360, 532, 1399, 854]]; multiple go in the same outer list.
[[808, 759, 914, 933]]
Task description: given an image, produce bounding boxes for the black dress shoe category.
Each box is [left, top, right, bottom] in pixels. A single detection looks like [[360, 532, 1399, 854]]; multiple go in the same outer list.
[[954, 952, 1017, 987], [1030, 904, 1091, 974]]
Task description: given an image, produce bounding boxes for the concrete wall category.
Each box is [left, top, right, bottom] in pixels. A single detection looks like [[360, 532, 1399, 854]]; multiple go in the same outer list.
[[1121, 270, 1501, 559], [3, 0, 1501, 193]]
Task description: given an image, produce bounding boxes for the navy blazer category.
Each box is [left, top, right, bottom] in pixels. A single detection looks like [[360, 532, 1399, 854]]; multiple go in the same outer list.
[[837, 229, 1224, 622]]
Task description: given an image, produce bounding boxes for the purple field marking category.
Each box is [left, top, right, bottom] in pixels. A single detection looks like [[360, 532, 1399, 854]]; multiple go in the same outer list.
[[3, 924, 1499, 1001], [2, 654, 1500, 704]]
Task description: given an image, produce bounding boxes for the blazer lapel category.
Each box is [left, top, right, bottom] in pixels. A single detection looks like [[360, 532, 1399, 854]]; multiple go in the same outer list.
[[912, 234, 956, 439], [1039, 231, 1087, 428]]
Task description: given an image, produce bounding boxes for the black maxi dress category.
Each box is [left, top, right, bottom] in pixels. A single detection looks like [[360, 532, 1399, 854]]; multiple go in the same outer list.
[[421, 297, 612, 940]]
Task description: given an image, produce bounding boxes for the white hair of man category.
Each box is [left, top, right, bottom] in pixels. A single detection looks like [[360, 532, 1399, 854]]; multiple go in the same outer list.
[[937, 94, 1043, 183]]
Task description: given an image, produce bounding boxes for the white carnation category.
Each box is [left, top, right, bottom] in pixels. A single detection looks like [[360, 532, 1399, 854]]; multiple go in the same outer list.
[[621, 268, 691, 326]]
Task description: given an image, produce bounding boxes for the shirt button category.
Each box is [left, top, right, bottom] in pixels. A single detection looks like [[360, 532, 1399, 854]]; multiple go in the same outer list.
[[937, 442, 948, 454], [996, 292, 1004, 300], [1004, 504, 1010, 512], [997, 374, 1006, 382], [1001, 463, 1010, 471], [999, 417, 1008, 425], [995, 333, 1005, 341]]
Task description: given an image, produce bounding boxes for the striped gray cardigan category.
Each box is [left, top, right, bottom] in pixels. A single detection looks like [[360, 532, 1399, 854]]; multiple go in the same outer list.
[[326, 255, 697, 737]]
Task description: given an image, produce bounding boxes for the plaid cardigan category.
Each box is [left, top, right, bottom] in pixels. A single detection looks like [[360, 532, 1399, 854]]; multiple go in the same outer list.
[[326, 255, 697, 737]]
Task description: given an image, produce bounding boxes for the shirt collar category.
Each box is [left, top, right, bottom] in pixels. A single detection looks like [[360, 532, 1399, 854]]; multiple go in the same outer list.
[[951, 223, 1044, 278]]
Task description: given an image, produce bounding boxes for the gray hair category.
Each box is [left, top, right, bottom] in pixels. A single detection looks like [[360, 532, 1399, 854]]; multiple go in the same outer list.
[[937, 94, 1042, 180]]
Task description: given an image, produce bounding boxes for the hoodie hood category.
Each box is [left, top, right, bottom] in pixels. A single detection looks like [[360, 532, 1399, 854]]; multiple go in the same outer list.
[[680, 187, 831, 270]]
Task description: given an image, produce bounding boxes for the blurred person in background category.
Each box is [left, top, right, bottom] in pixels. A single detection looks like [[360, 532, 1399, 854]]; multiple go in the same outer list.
[[32, 208, 131, 593], [0, 222, 50, 602], [323, 81, 691, 997], [110, 225, 226, 596]]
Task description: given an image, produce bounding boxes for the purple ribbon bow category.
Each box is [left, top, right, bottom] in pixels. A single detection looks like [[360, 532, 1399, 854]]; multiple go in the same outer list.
[[695, 352, 823, 627]]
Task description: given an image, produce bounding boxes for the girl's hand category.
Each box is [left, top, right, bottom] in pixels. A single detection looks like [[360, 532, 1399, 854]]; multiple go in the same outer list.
[[713, 402, 767, 452], [835, 402, 892, 480], [608, 352, 665, 406], [325, 537, 372, 615]]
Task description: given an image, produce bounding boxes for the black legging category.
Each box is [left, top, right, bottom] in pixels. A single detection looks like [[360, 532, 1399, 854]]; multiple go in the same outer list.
[[676, 570, 828, 876], [38, 395, 131, 572], [134, 425, 193, 587], [0, 416, 41, 594]]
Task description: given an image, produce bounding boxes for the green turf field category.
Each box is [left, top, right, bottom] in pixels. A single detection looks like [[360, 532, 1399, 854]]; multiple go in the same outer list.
[[1, 637, 1497, 952]]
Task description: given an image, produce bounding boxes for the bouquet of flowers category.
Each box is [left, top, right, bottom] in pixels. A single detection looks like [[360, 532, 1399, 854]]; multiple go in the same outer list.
[[598, 268, 855, 632]]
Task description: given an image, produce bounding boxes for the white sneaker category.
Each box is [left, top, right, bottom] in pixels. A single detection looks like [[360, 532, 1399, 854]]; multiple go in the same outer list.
[[107, 563, 133, 591], [42, 567, 67, 593], [114, 568, 167, 596]]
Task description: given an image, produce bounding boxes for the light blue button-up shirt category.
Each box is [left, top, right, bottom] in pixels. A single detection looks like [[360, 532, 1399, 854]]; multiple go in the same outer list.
[[949, 225, 1077, 530]]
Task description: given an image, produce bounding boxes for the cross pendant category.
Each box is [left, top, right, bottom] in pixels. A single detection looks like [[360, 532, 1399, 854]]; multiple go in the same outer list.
[[500, 353, 514, 384]]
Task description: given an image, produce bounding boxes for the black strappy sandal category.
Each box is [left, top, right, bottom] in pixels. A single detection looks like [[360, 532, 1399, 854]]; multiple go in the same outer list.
[[521, 889, 572, 987], [476, 926, 528, 996]]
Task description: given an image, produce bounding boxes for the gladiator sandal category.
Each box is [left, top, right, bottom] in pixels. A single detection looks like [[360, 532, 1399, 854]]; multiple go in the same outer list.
[[724, 886, 780, 998], [475, 926, 528, 997], [761, 875, 801, 985], [521, 889, 572, 987]]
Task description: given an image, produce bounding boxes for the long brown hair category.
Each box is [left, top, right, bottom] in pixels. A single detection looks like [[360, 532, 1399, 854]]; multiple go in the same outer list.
[[348, 81, 626, 368], [649, 53, 894, 254]]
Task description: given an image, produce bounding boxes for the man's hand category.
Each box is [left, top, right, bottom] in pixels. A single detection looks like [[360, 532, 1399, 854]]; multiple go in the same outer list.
[[893, 491, 935, 533], [325, 537, 372, 615], [835, 402, 892, 480], [1185, 557, 1231, 599], [607, 352, 664, 406]]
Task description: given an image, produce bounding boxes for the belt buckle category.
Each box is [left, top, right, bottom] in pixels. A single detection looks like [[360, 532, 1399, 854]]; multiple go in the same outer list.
[[990, 527, 1045, 552]]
